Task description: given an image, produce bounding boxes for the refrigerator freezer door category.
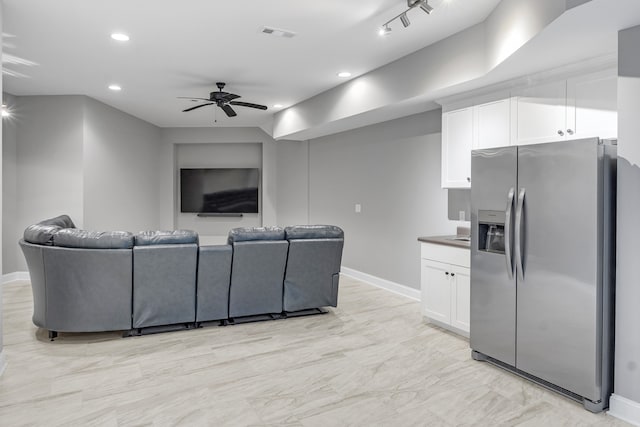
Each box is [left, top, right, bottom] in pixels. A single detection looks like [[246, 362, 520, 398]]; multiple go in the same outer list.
[[470, 146, 517, 365], [516, 138, 602, 401]]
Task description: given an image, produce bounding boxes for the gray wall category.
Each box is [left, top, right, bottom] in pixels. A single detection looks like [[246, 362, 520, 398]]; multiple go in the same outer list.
[[306, 110, 457, 290], [614, 24, 640, 408], [4, 95, 163, 272], [2, 93, 18, 279], [83, 97, 162, 232], [13, 96, 85, 272], [275, 140, 309, 227]]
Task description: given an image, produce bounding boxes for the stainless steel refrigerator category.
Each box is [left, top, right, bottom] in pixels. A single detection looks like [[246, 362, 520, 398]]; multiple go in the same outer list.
[[470, 137, 616, 413]]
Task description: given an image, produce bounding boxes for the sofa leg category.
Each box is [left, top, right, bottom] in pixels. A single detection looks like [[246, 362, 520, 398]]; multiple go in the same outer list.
[[48, 330, 58, 341]]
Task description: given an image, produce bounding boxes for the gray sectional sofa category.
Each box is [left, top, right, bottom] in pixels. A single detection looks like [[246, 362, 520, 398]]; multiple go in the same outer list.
[[19, 215, 344, 339]]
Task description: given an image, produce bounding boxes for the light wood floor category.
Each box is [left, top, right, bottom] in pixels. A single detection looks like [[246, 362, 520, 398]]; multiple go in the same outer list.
[[0, 277, 631, 426]]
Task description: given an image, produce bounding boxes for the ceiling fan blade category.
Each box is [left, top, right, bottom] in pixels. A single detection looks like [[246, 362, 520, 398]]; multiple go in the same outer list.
[[177, 97, 212, 101], [221, 93, 241, 102], [221, 104, 237, 117], [229, 101, 268, 110], [182, 103, 214, 112]]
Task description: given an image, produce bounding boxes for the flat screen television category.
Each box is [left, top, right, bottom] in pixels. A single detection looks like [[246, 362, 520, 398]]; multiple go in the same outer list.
[[180, 168, 260, 214]]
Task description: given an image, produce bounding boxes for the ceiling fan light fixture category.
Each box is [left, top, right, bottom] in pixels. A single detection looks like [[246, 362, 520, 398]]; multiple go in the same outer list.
[[400, 13, 411, 28], [273, 104, 284, 108]]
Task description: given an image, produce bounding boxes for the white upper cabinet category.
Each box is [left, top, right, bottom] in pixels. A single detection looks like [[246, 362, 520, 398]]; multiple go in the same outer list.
[[440, 66, 617, 189], [511, 69, 618, 145], [567, 69, 618, 140], [441, 107, 473, 188], [441, 97, 510, 188], [475, 98, 511, 150], [511, 80, 567, 145]]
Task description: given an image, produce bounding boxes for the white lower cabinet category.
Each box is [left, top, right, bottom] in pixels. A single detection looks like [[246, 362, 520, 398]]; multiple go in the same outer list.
[[420, 243, 470, 337]]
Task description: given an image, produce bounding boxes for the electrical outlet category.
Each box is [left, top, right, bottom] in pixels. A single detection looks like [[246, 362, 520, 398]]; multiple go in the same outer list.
[[459, 210, 465, 221], [355, 203, 362, 213]]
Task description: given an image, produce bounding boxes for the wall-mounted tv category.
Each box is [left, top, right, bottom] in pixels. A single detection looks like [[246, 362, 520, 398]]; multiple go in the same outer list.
[[180, 168, 260, 214]]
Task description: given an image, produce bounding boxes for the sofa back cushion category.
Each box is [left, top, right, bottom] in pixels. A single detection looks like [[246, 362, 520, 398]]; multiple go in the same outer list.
[[53, 229, 135, 249], [134, 230, 198, 246], [39, 214, 76, 229], [284, 225, 344, 240], [227, 226, 285, 244], [22, 214, 77, 246], [23, 224, 61, 246]]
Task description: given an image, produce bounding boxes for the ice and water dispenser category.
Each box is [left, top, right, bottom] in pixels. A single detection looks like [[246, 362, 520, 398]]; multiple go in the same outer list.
[[478, 210, 506, 254]]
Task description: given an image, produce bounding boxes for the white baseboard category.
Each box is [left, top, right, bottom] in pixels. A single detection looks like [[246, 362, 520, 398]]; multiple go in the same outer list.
[[2, 271, 30, 284], [340, 266, 420, 301], [609, 394, 640, 426], [0, 351, 6, 378]]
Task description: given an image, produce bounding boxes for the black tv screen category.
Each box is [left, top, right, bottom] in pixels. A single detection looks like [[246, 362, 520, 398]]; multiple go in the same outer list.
[[180, 168, 260, 213]]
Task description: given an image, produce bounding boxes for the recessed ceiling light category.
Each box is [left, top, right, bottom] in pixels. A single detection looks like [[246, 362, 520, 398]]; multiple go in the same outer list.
[[337, 72, 352, 78], [273, 104, 284, 108], [108, 84, 122, 91], [110, 33, 130, 42]]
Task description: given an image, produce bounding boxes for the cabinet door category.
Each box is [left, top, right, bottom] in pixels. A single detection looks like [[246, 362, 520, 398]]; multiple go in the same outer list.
[[441, 108, 473, 188], [421, 259, 451, 324], [512, 80, 567, 145], [474, 99, 511, 149], [449, 265, 470, 333], [567, 69, 617, 140]]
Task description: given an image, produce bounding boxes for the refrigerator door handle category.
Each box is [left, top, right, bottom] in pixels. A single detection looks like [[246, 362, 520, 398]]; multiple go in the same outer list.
[[515, 187, 526, 281], [505, 188, 515, 279]]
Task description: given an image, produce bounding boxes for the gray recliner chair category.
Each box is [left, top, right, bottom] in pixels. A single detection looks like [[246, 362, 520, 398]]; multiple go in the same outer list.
[[19, 216, 135, 337], [227, 227, 289, 318], [196, 245, 232, 323], [283, 225, 344, 312], [132, 230, 199, 329]]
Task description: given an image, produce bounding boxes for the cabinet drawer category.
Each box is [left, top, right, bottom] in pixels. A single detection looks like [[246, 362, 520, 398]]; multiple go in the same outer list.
[[421, 243, 470, 268]]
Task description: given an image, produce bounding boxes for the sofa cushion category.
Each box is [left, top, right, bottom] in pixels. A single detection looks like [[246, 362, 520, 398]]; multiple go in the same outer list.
[[284, 225, 344, 240], [23, 224, 61, 246], [227, 226, 285, 244], [134, 230, 199, 246], [54, 229, 135, 249], [39, 214, 76, 229]]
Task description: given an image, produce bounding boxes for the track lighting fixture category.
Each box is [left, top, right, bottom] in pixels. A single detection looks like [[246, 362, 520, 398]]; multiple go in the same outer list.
[[420, 2, 434, 14], [400, 13, 411, 28], [379, 24, 392, 36], [380, 0, 433, 35]]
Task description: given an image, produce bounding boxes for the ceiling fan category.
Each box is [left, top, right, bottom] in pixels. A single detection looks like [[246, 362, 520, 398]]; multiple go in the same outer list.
[[179, 82, 267, 117]]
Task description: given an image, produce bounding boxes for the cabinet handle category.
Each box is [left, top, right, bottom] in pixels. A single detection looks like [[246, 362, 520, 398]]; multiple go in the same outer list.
[[466, 177, 471, 183], [567, 129, 574, 135], [557, 130, 565, 136]]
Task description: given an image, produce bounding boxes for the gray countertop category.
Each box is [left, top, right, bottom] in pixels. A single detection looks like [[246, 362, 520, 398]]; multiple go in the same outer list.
[[418, 235, 470, 249]]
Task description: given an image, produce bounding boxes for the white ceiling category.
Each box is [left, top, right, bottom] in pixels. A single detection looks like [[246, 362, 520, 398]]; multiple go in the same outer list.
[[2, 0, 502, 129]]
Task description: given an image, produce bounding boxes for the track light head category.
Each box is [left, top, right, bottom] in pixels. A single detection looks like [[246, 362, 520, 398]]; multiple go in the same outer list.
[[400, 13, 410, 28], [420, 1, 433, 14], [379, 24, 392, 36]]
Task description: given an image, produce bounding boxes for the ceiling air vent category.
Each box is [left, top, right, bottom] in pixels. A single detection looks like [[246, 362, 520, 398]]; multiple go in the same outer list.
[[260, 26, 296, 38]]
